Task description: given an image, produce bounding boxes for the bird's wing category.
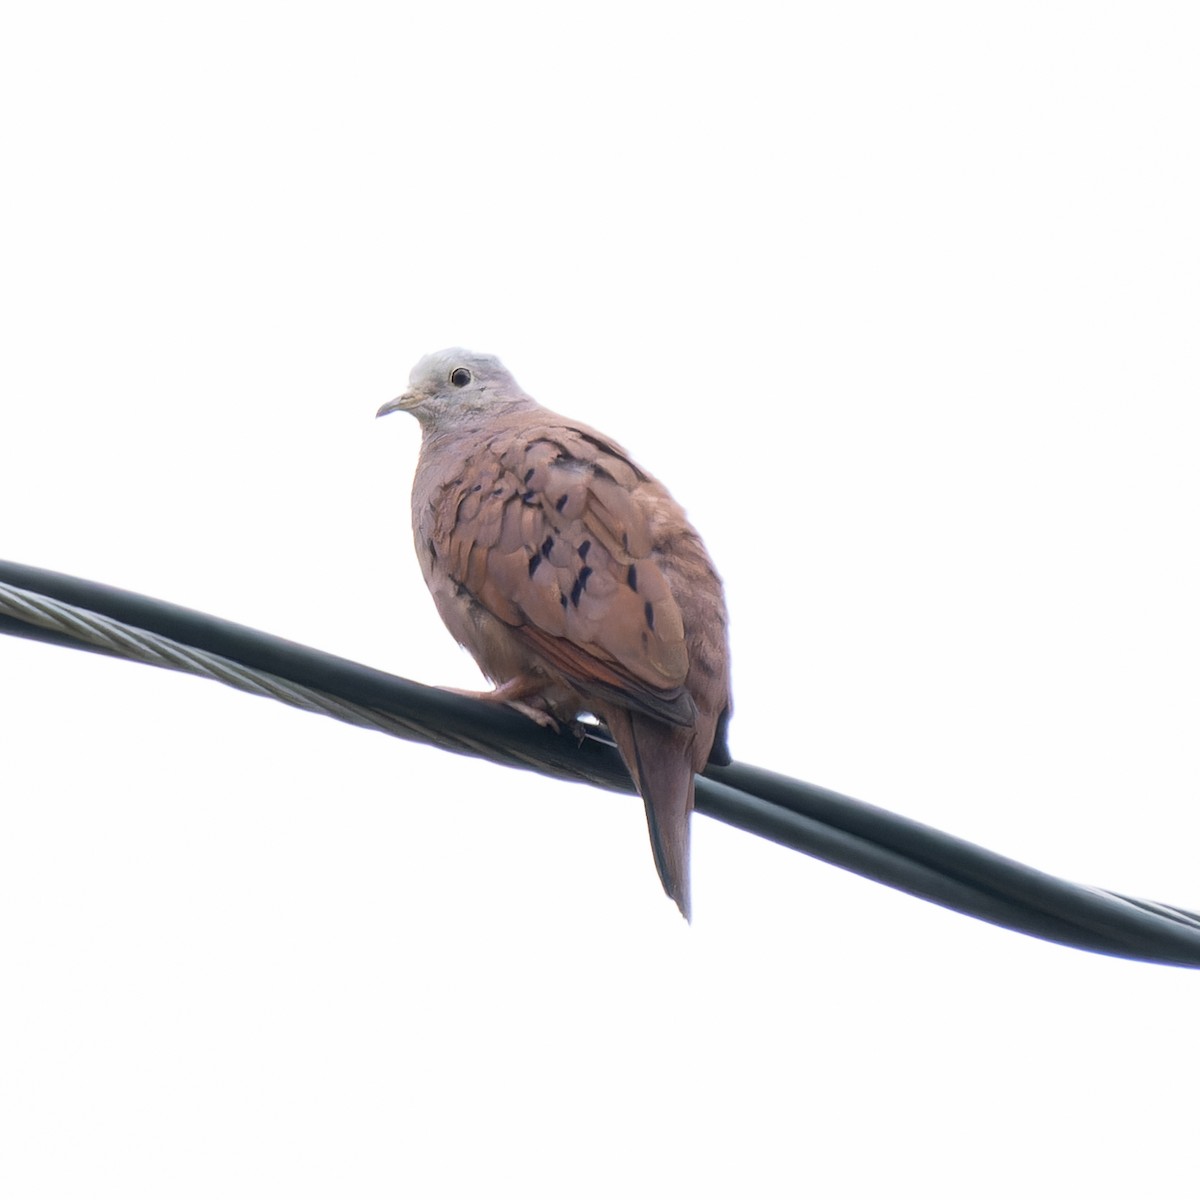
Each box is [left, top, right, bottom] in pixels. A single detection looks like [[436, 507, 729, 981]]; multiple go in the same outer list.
[[430, 418, 698, 727]]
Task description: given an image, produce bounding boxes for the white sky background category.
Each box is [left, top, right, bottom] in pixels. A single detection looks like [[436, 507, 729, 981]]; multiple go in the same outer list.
[[2, 2, 1198, 1195]]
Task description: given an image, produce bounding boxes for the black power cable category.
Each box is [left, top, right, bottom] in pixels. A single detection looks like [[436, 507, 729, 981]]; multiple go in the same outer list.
[[2, 558, 1198, 968]]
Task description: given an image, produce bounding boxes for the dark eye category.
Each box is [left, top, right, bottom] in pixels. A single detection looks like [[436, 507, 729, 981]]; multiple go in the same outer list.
[[450, 367, 472, 387]]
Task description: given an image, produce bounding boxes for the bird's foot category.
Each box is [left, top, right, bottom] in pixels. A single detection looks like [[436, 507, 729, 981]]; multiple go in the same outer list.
[[440, 677, 561, 732], [504, 700, 561, 732]]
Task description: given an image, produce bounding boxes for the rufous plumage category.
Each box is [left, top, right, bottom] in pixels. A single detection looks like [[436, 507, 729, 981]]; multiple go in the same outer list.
[[377, 349, 731, 919]]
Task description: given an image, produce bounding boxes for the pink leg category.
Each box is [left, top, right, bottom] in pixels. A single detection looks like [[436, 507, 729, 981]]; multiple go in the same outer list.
[[441, 676, 560, 731]]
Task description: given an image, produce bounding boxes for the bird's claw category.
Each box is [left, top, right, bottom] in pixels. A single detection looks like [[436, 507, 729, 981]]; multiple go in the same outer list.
[[505, 700, 561, 732]]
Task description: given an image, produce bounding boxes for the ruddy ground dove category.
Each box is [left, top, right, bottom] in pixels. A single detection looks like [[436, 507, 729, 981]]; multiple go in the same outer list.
[[377, 349, 731, 919]]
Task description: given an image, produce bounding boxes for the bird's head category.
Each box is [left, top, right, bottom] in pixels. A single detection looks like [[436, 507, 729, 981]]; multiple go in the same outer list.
[[377, 348, 535, 430]]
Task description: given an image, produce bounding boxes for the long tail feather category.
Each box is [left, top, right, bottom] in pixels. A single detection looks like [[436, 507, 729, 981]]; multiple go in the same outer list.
[[603, 708, 696, 921]]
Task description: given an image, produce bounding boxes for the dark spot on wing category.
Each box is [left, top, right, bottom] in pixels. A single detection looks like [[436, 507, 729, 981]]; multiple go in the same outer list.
[[471, 483, 482, 492], [644, 601, 655, 630], [521, 490, 537, 505], [528, 552, 542, 577], [555, 494, 569, 512], [529, 437, 574, 459], [560, 594, 568, 609], [626, 565, 637, 591], [523, 467, 535, 483], [541, 536, 554, 558], [568, 430, 650, 482], [569, 567, 594, 607], [578, 540, 591, 560]]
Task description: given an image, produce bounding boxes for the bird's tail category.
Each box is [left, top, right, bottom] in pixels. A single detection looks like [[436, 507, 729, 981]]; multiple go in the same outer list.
[[604, 709, 696, 922]]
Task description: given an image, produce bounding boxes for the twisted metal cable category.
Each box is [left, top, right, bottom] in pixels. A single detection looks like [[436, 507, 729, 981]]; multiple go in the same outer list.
[[0, 581, 567, 778], [3, 560, 1199, 968]]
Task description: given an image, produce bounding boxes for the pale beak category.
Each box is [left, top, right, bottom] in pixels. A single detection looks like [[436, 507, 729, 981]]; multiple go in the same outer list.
[[376, 392, 418, 419]]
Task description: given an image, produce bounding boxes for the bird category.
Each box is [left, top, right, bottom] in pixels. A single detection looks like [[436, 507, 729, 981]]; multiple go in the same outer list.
[[377, 349, 731, 919]]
